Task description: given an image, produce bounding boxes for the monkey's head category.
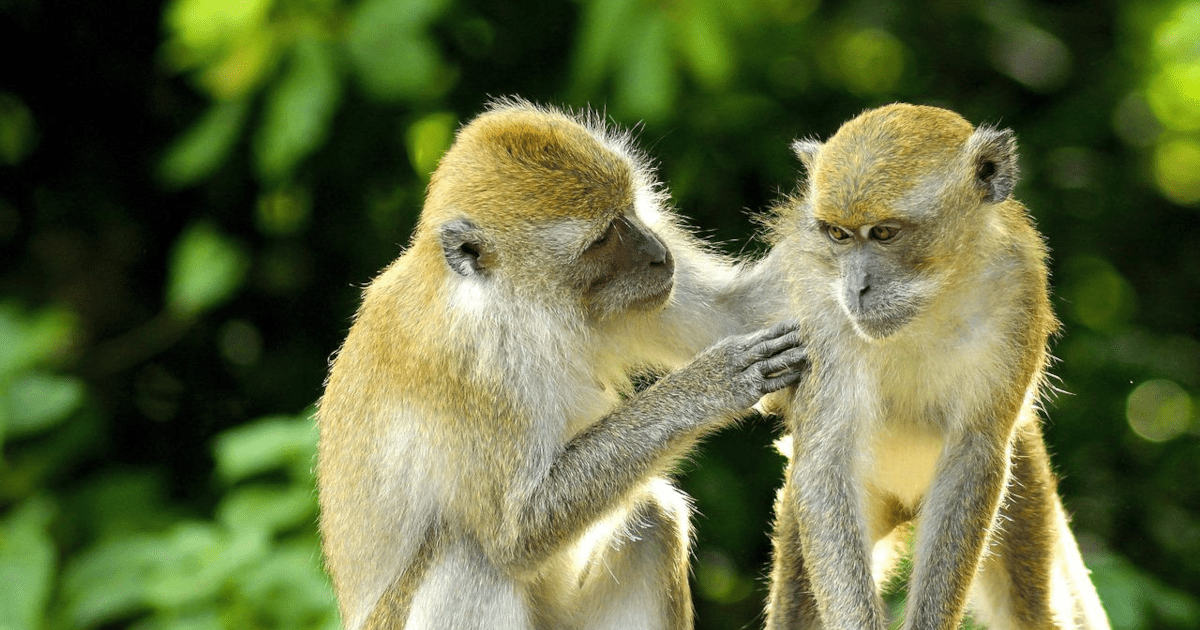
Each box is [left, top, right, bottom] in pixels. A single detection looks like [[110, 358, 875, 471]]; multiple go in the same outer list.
[[785, 103, 1019, 341], [418, 99, 675, 321]]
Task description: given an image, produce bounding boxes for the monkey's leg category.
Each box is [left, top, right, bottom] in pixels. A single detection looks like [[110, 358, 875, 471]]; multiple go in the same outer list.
[[969, 425, 1111, 630], [903, 429, 1011, 630], [765, 471, 823, 629], [405, 539, 534, 630], [575, 477, 694, 630]]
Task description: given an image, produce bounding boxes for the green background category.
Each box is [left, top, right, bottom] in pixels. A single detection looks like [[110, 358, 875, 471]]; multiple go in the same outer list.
[[1, 0, 1198, 628]]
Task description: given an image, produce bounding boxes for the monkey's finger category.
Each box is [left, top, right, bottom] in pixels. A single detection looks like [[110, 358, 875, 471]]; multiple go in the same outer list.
[[761, 368, 805, 394], [763, 319, 801, 337], [741, 319, 800, 347], [750, 328, 804, 360], [757, 347, 808, 377]]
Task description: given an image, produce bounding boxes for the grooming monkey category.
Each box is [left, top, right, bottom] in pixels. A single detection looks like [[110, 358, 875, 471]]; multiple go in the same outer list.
[[316, 99, 805, 630], [760, 104, 1109, 630]]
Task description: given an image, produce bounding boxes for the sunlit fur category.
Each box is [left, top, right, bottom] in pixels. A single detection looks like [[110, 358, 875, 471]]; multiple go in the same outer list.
[[760, 104, 1109, 630], [316, 99, 787, 630]]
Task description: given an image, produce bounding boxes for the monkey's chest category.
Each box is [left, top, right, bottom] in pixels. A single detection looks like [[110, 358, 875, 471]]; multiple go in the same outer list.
[[866, 424, 945, 509]]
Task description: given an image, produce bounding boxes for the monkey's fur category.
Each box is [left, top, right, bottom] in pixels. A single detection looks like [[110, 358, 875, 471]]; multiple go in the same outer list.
[[316, 99, 805, 630], [761, 104, 1109, 630]]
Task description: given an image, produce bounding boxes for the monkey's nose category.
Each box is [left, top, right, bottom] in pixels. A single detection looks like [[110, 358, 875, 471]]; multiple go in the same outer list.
[[645, 235, 668, 265], [850, 274, 871, 310]]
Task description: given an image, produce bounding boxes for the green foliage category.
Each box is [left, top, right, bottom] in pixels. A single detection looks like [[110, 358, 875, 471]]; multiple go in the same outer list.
[[405, 111, 458, 179], [346, 0, 454, 101], [3, 0, 1200, 629], [0, 304, 77, 449], [254, 38, 341, 183], [0, 93, 38, 167], [158, 99, 251, 188], [5, 373, 84, 439], [55, 412, 336, 630], [1090, 551, 1200, 630], [166, 222, 250, 319], [0, 498, 56, 630]]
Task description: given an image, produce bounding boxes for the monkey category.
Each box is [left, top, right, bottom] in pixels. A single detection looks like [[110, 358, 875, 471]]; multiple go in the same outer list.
[[315, 98, 807, 630], [757, 103, 1110, 630]]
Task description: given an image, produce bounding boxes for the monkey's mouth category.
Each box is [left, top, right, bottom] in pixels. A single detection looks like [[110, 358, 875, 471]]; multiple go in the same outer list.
[[585, 272, 674, 320], [847, 304, 919, 341], [628, 276, 675, 311]]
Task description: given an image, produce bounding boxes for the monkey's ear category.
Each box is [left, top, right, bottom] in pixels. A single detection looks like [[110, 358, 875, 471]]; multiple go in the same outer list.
[[968, 126, 1020, 203], [790, 139, 822, 171], [440, 219, 490, 277]]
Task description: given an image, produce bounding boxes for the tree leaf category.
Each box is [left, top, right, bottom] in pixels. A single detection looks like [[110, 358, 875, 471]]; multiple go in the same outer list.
[[345, 0, 453, 101], [6, 372, 85, 438], [405, 111, 456, 179], [0, 498, 56, 630], [158, 99, 249, 189], [615, 14, 676, 124], [212, 414, 317, 484], [166, 222, 250, 318], [0, 303, 75, 378], [254, 37, 341, 182]]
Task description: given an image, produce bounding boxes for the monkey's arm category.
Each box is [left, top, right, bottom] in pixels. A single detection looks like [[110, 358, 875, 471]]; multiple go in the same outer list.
[[788, 401, 886, 630], [492, 321, 807, 571], [904, 428, 1012, 630], [903, 411, 1020, 630]]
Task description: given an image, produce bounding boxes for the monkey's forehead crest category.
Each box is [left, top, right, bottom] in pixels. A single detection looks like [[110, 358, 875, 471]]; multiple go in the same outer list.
[[805, 103, 976, 222], [423, 105, 642, 227]]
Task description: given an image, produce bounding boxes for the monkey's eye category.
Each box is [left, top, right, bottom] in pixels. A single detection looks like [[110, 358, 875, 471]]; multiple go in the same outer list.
[[869, 225, 900, 242], [588, 221, 616, 250], [824, 225, 852, 243]]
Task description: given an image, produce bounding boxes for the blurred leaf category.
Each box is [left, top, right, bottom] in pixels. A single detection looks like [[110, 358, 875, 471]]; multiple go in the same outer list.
[[216, 483, 316, 535], [677, 1, 734, 91], [166, 222, 250, 318], [1089, 550, 1200, 629], [143, 525, 266, 610], [695, 549, 754, 604], [0, 93, 38, 166], [164, 0, 274, 64], [405, 111, 456, 179], [254, 37, 341, 182], [346, 0, 453, 101], [237, 540, 339, 630], [6, 372, 84, 438], [62, 533, 166, 626], [132, 609, 223, 630], [199, 27, 281, 100], [1147, 2, 1200, 132], [0, 303, 75, 378], [158, 99, 250, 188], [570, 0, 641, 93], [213, 413, 317, 484], [62, 522, 268, 628], [0, 498, 56, 630], [616, 14, 676, 123], [68, 471, 176, 540]]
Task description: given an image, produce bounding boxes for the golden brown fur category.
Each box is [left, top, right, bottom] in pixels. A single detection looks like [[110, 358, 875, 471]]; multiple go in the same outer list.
[[316, 99, 804, 630], [760, 104, 1109, 630]]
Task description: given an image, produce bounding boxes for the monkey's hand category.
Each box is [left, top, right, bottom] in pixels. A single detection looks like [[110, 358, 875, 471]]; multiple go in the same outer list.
[[678, 320, 808, 415]]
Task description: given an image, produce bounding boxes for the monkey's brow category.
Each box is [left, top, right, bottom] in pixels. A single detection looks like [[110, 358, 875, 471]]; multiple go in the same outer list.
[[544, 218, 595, 250]]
